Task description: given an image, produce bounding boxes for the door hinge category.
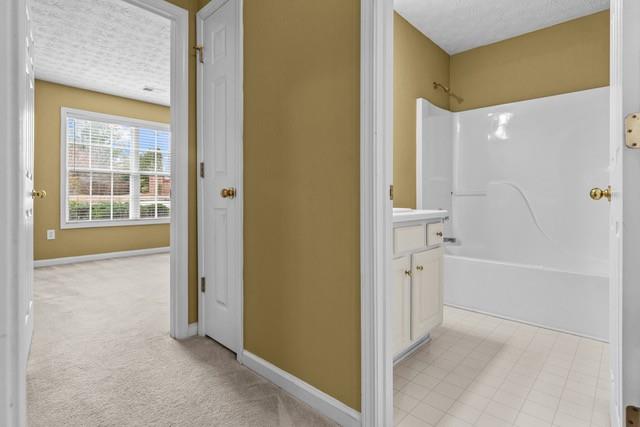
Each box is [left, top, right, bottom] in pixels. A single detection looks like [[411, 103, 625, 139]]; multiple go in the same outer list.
[[389, 185, 394, 201], [200, 277, 206, 293], [200, 162, 205, 178], [194, 44, 204, 64], [625, 113, 640, 148]]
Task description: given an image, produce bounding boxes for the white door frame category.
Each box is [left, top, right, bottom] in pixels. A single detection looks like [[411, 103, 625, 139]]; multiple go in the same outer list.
[[611, 1, 640, 425], [1, 1, 29, 424], [360, 0, 394, 425], [196, 0, 244, 356], [121, 0, 190, 340]]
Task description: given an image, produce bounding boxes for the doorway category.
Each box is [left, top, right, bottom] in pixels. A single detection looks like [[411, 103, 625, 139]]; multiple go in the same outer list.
[[360, 0, 632, 426], [0, 0, 189, 424]]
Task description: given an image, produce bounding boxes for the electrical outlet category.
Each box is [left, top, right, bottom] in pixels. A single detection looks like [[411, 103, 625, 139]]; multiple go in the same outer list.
[[46, 229, 55, 240]]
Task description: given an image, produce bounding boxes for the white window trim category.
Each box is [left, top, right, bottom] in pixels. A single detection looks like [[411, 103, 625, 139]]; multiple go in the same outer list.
[[60, 107, 171, 229]]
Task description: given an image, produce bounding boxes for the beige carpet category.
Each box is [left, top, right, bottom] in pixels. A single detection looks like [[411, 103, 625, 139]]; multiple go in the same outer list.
[[28, 254, 336, 427]]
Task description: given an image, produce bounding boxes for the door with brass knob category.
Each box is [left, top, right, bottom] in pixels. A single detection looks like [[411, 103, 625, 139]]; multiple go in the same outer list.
[[198, 0, 242, 353], [220, 187, 236, 199], [590, 185, 612, 202]]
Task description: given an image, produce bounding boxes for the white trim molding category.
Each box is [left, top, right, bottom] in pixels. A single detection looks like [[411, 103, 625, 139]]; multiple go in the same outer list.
[[120, 0, 190, 340], [34, 246, 170, 268], [196, 0, 245, 355], [1, 1, 27, 424], [239, 351, 361, 427], [360, 0, 394, 425], [187, 322, 198, 336]]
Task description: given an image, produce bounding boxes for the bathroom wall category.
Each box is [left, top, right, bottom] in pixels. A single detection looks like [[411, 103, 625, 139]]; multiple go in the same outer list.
[[394, 12, 450, 208], [443, 88, 610, 339], [449, 11, 610, 112], [34, 80, 170, 260]]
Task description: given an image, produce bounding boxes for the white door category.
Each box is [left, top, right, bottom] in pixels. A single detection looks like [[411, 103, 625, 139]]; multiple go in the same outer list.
[[392, 257, 411, 356], [410, 247, 443, 340], [197, 0, 241, 353], [609, 1, 640, 425], [21, 0, 36, 361], [1, 0, 35, 424]]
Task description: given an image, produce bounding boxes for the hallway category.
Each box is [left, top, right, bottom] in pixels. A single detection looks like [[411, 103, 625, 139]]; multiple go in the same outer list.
[[27, 254, 334, 426]]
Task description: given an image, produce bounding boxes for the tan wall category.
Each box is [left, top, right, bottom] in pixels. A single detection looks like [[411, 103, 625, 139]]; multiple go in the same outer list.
[[242, 0, 361, 410], [34, 80, 170, 260], [450, 11, 610, 112], [394, 12, 450, 208]]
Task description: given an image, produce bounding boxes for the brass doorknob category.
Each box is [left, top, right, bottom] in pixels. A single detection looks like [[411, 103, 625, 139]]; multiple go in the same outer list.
[[220, 187, 236, 199], [416, 265, 424, 271], [31, 189, 46, 199], [404, 270, 412, 276], [590, 186, 611, 202]]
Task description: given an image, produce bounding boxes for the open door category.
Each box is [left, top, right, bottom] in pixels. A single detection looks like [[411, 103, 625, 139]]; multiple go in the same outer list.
[[609, 1, 640, 425], [196, 0, 243, 354], [0, 0, 35, 424]]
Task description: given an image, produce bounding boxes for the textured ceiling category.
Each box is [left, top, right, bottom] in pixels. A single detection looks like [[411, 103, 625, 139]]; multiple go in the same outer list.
[[394, 0, 610, 54], [32, 0, 170, 106]]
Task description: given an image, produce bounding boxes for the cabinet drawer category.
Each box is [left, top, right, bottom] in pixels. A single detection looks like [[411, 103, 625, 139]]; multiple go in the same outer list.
[[427, 222, 444, 246], [394, 225, 425, 254]]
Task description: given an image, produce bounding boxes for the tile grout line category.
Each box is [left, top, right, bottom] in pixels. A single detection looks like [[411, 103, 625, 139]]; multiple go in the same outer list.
[[511, 329, 562, 426], [549, 336, 581, 426]]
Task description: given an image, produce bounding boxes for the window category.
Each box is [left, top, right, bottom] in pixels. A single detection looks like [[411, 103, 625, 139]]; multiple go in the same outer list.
[[61, 108, 171, 228]]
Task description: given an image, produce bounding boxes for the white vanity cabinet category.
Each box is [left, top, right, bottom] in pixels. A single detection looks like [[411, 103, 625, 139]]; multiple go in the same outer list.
[[392, 257, 412, 355], [392, 210, 446, 359], [411, 246, 444, 340]]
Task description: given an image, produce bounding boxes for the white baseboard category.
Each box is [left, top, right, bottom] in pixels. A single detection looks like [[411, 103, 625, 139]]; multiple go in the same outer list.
[[238, 351, 361, 427], [34, 246, 170, 268], [187, 322, 198, 337]]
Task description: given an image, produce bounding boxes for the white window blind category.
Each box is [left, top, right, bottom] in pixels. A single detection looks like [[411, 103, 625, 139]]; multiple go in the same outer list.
[[62, 108, 171, 228]]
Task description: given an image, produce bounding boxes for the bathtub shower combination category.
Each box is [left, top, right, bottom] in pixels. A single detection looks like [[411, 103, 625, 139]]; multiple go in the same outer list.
[[417, 87, 610, 340]]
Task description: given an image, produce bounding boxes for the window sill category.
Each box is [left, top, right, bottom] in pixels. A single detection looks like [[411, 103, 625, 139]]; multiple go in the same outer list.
[[60, 218, 170, 229]]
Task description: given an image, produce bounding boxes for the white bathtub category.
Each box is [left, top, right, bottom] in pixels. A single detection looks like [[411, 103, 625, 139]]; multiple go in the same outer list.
[[443, 254, 609, 341]]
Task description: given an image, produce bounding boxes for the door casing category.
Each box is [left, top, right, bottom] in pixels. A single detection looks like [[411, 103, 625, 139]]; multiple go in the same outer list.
[[196, 0, 244, 356], [121, 0, 190, 340], [610, 0, 640, 425], [361, 2, 632, 427]]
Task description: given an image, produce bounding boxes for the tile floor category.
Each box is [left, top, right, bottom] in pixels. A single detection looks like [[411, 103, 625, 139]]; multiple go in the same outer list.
[[394, 307, 610, 427]]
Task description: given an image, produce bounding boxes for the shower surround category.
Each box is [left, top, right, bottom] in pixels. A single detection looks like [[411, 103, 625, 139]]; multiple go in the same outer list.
[[417, 87, 610, 340]]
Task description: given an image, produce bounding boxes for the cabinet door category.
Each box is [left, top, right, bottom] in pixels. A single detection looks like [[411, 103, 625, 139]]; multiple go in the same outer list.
[[392, 256, 412, 356], [411, 247, 444, 340]]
